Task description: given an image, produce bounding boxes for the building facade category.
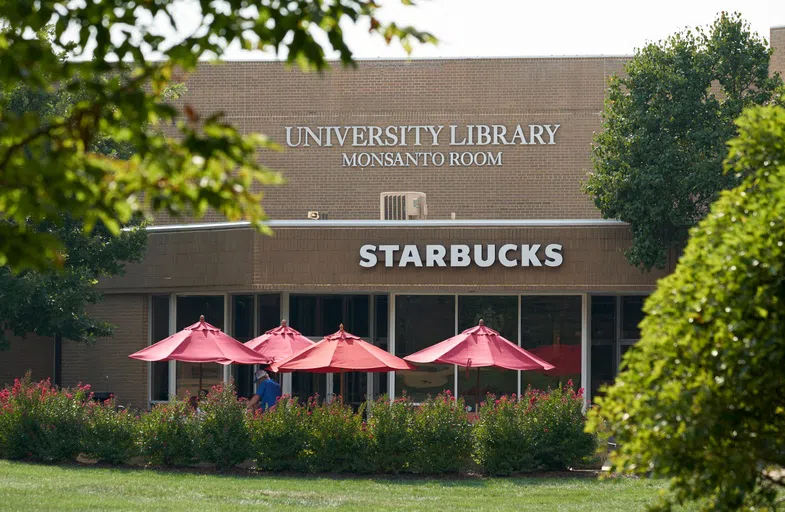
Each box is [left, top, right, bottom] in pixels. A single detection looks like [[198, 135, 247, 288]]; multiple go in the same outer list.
[[3, 26, 784, 410]]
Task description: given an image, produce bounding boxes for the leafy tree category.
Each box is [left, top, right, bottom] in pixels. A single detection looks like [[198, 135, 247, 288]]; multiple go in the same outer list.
[[0, 1, 435, 271], [584, 12, 782, 270], [587, 105, 785, 510]]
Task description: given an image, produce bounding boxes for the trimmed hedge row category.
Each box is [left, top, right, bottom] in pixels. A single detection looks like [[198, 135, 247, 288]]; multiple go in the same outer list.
[[0, 374, 597, 474]]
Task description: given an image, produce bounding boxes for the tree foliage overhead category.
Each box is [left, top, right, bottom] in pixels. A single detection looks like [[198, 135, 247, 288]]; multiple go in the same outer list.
[[0, 0, 435, 272], [584, 12, 782, 271], [587, 105, 785, 511]]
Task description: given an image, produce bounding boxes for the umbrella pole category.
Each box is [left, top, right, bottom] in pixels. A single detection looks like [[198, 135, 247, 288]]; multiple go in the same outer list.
[[199, 363, 203, 396], [339, 371, 345, 404], [476, 368, 481, 412]]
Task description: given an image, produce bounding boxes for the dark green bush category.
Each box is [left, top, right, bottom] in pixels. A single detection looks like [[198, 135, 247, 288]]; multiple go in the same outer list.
[[197, 383, 250, 469], [136, 398, 197, 466], [475, 383, 597, 475], [411, 391, 472, 474], [366, 395, 416, 473], [304, 397, 370, 473], [247, 396, 309, 471], [83, 398, 138, 464]]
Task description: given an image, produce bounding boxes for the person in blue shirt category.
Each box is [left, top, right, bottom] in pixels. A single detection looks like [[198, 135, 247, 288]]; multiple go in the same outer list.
[[247, 370, 282, 411]]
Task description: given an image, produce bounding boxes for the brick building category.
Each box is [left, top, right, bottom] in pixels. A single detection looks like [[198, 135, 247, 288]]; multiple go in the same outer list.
[[3, 27, 784, 409]]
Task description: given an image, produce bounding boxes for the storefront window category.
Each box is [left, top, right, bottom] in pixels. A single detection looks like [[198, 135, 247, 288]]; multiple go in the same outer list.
[[395, 295, 455, 403], [590, 296, 616, 400], [621, 295, 646, 340], [521, 296, 582, 393], [290, 295, 370, 337], [176, 295, 224, 398], [373, 295, 389, 398], [150, 295, 170, 401], [457, 296, 518, 410], [258, 294, 281, 333], [232, 295, 255, 399]]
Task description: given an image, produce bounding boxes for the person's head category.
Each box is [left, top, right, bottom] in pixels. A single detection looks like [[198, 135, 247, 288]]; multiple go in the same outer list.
[[254, 369, 269, 383]]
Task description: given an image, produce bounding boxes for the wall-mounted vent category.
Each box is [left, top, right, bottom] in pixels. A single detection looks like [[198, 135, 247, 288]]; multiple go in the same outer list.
[[380, 192, 427, 220]]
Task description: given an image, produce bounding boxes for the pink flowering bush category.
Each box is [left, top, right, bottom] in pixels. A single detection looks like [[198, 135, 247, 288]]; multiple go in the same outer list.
[[411, 391, 472, 473], [0, 373, 89, 462], [136, 398, 197, 466], [474, 382, 597, 475], [197, 382, 250, 469], [247, 395, 309, 471], [366, 394, 417, 473], [83, 397, 138, 464]]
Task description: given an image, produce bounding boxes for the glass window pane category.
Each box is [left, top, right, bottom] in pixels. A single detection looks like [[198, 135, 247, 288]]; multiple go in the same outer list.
[[395, 295, 455, 403], [150, 295, 170, 401], [176, 296, 224, 398], [457, 296, 519, 410], [591, 296, 616, 342], [291, 372, 327, 403], [258, 294, 281, 333], [290, 295, 317, 335], [520, 296, 582, 393], [231, 295, 255, 399], [290, 295, 370, 337], [621, 295, 646, 340], [333, 372, 367, 411], [590, 345, 615, 401], [373, 295, 389, 399]]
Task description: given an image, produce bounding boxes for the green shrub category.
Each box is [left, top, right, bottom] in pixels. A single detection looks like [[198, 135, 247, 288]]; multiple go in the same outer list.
[[366, 395, 416, 473], [304, 397, 370, 473], [0, 373, 89, 462], [137, 398, 197, 466], [411, 391, 472, 473], [247, 396, 309, 471], [197, 383, 250, 469], [82, 398, 138, 464], [475, 383, 597, 475]]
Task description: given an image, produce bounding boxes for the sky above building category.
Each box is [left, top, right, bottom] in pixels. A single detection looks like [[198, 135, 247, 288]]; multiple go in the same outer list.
[[164, 0, 785, 60]]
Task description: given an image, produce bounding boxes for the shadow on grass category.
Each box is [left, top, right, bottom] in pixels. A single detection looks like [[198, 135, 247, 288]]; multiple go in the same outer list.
[[3, 459, 604, 489]]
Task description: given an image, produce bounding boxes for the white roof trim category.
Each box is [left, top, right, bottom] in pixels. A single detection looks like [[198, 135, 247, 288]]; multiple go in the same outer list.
[[130, 219, 627, 233]]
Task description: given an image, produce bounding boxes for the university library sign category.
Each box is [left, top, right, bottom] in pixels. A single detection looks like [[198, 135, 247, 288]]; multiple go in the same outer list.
[[285, 123, 561, 168]]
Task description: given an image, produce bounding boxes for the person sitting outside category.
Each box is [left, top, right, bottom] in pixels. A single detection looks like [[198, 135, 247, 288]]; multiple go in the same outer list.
[[246, 370, 282, 412]]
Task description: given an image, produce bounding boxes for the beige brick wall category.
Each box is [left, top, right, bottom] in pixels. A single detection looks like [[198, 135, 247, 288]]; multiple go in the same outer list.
[[771, 27, 785, 77], [100, 225, 665, 294], [153, 57, 629, 224], [0, 334, 53, 386], [61, 295, 148, 408]]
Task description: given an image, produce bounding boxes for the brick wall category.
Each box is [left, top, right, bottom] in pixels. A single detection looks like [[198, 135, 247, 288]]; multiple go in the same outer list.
[[772, 27, 785, 77], [61, 294, 148, 408], [100, 225, 665, 294], [153, 57, 629, 224], [0, 334, 53, 386]]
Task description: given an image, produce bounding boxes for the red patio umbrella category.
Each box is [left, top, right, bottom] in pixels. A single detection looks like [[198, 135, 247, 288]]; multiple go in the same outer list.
[[243, 319, 314, 365], [270, 324, 414, 401], [404, 319, 554, 408], [129, 315, 268, 393]]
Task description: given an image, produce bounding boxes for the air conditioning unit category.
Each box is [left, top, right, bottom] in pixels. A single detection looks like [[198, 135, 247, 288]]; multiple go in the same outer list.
[[380, 192, 427, 220]]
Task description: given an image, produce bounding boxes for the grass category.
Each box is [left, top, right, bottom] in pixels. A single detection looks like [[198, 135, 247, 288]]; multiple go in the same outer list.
[[0, 460, 688, 511]]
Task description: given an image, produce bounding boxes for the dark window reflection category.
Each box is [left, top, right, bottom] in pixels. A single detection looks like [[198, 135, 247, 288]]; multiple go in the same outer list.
[[258, 294, 281, 333], [290, 295, 370, 337], [590, 345, 615, 400], [521, 296, 582, 392], [395, 295, 455, 403], [150, 295, 170, 401], [621, 295, 646, 339], [591, 296, 616, 341]]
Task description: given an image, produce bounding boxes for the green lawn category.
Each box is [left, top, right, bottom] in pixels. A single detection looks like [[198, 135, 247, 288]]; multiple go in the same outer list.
[[0, 460, 687, 511]]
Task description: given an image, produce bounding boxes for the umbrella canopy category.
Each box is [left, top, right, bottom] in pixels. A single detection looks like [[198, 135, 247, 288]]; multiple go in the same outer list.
[[404, 320, 555, 371], [270, 324, 415, 373], [129, 315, 268, 365], [243, 320, 314, 365]]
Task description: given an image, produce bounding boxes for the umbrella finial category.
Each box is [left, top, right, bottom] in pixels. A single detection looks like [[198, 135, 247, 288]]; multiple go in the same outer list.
[[200, 314, 205, 322], [478, 319, 485, 326], [281, 319, 287, 327], [339, 323, 344, 332]]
